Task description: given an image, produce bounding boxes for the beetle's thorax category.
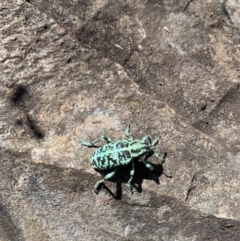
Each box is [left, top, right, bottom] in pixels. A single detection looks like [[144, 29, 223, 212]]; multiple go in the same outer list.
[[129, 140, 150, 158]]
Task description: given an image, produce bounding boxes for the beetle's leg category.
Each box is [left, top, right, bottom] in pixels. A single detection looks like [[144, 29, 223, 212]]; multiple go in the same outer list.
[[139, 156, 154, 170], [127, 160, 135, 193], [89, 136, 112, 145], [141, 135, 151, 144], [102, 136, 112, 143], [80, 139, 95, 147], [80, 135, 112, 147], [125, 125, 133, 141], [94, 168, 118, 194]]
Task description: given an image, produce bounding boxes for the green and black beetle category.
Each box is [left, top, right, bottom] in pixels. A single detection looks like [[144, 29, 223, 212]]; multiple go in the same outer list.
[[80, 125, 165, 193]]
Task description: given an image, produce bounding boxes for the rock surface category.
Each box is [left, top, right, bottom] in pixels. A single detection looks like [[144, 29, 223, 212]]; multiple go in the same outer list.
[[1, 0, 240, 240]]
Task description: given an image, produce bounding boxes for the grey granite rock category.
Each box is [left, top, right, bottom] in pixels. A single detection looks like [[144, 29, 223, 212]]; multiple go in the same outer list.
[[1, 0, 240, 240]]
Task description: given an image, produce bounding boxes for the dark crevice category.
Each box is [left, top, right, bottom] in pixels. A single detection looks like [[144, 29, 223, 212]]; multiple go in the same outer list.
[[185, 174, 196, 201], [184, 0, 196, 11], [26, 114, 45, 139], [201, 104, 207, 111], [221, 4, 232, 22]]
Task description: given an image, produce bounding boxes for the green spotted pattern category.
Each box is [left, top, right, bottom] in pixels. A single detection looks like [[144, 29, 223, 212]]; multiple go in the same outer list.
[[80, 125, 165, 194]]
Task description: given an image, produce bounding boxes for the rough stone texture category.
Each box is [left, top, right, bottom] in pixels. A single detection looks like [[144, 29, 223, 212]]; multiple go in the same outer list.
[[1, 0, 240, 240]]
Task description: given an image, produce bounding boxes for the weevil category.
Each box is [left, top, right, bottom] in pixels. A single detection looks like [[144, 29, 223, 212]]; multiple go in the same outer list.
[[80, 125, 165, 193]]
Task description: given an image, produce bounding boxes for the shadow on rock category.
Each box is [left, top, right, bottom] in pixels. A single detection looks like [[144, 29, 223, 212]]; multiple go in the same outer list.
[[9, 84, 45, 139], [10, 84, 29, 104]]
